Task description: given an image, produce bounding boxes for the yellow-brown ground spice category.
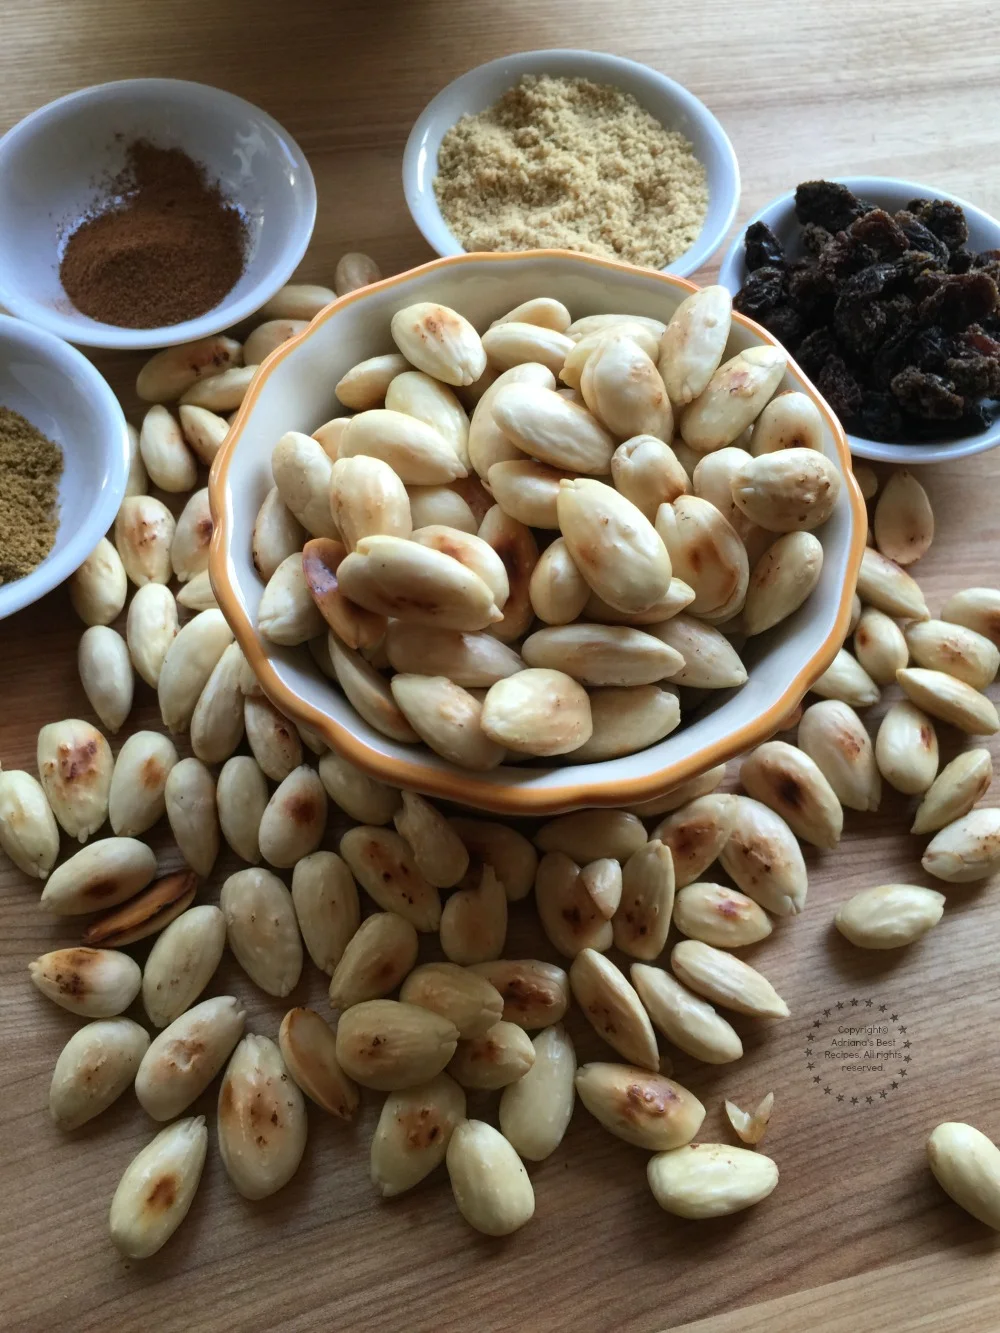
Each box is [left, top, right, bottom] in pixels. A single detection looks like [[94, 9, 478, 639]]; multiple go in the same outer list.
[[0, 406, 63, 584], [434, 74, 709, 269]]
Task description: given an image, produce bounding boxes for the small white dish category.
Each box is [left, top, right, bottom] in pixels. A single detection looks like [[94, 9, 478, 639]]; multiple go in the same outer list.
[[0, 314, 130, 620], [0, 78, 316, 351], [403, 49, 739, 279], [716, 175, 1000, 465]]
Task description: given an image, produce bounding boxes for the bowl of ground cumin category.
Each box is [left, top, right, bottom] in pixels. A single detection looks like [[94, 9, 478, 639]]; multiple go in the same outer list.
[[404, 50, 739, 278], [0, 314, 129, 619], [0, 79, 316, 349]]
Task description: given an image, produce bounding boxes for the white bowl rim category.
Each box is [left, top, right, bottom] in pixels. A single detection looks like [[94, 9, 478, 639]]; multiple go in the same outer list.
[[402, 48, 741, 280], [716, 174, 1000, 465], [0, 77, 318, 351], [209, 249, 867, 816], [0, 312, 130, 619]]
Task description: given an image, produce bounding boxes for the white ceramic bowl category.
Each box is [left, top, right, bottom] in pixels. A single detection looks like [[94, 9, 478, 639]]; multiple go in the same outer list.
[[0, 314, 130, 620], [716, 176, 1000, 465], [403, 50, 739, 279], [210, 252, 865, 816], [0, 79, 316, 351]]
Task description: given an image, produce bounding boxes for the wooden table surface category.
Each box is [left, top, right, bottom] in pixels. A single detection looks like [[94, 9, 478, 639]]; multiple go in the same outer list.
[[3, 1, 1000, 1329]]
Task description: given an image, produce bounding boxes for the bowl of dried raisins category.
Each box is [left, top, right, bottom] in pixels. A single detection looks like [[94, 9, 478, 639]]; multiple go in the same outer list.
[[716, 177, 1000, 464]]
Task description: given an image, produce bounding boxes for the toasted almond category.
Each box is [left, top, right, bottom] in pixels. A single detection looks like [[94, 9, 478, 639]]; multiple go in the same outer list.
[[467, 362, 553, 479], [655, 495, 747, 620], [220, 868, 302, 996], [535, 851, 613, 958], [179, 403, 230, 466], [922, 808, 1000, 883], [469, 959, 569, 1030], [739, 740, 843, 848], [115, 495, 175, 587], [391, 302, 486, 386], [581, 331, 672, 441], [50, 1017, 149, 1131], [340, 825, 442, 930], [719, 794, 808, 916], [78, 626, 133, 734], [258, 765, 327, 868], [856, 547, 930, 620], [315, 753, 398, 827], [673, 882, 772, 948], [927, 1122, 1000, 1230], [447, 818, 537, 902], [797, 699, 881, 812], [289, 850, 360, 975], [534, 809, 645, 863], [218, 1034, 307, 1199], [386, 371, 470, 463], [648, 1143, 778, 1218], [482, 321, 573, 374], [446, 1119, 535, 1236], [478, 668, 589, 757], [941, 587, 1000, 649], [141, 904, 226, 1028], [521, 623, 681, 688], [400, 962, 503, 1039], [110, 1116, 208, 1259], [371, 1072, 466, 1196], [492, 381, 614, 475], [300, 538, 387, 650], [873, 469, 934, 564], [335, 999, 459, 1091], [244, 694, 303, 779], [407, 484, 477, 533], [896, 667, 999, 735], [217, 755, 268, 863], [158, 609, 234, 732], [136, 335, 241, 402], [647, 615, 748, 689], [188, 642, 244, 764], [912, 749, 993, 835], [875, 701, 939, 795], [810, 648, 880, 708], [749, 390, 823, 454], [411, 524, 510, 607], [570, 948, 659, 1069], [135, 994, 245, 1121], [279, 1007, 359, 1119], [652, 794, 736, 888], [0, 769, 59, 879], [342, 409, 468, 485], [393, 791, 469, 889], [327, 911, 418, 1009], [625, 763, 727, 818], [731, 446, 840, 533], [905, 619, 1000, 690], [37, 718, 113, 843], [743, 531, 824, 636], [611, 840, 675, 960], [478, 502, 539, 642], [835, 883, 945, 949], [670, 939, 789, 1018], [680, 346, 787, 452], [385, 622, 523, 689], [107, 730, 177, 837], [69, 537, 128, 626], [389, 673, 501, 767], [335, 252, 381, 295], [558, 478, 672, 614], [448, 1021, 536, 1090], [138, 404, 198, 492], [499, 1024, 577, 1161], [611, 436, 690, 519], [658, 285, 731, 406], [126, 582, 178, 689], [257, 553, 325, 645], [572, 685, 681, 762], [631, 963, 743, 1064], [440, 863, 508, 964], [83, 869, 196, 948], [579, 858, 623, 919], [243, 318, 308, 365], [40, 836, 156, 916], [271, 430, 339, 538], [576, 1062, 704, 1151], [854, 607, 909, 685], [30, 946, 141, 1017], [178, 362, 256, 411]]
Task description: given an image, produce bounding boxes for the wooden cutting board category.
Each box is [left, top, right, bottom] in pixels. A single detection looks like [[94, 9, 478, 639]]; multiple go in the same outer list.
[[2, 1, 1000, 1328]]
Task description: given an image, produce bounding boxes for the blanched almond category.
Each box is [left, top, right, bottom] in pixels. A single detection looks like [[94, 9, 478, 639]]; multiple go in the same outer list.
[[655, 494, 747, 620], [875, 701, 938, 795], [37, 718, 113, 843], [258, 765, 327, 868], [648, 1143, 778, 1218], [220, 868, 302, 996], [407, 484, 477, 533], [581, 331, 672, 441], [658, 285, 731, 406], [673, 881, 772, 948], [558, 478, 672, 614], [336, 253, 381, 296], [391, 302, 486, 386], [178, 363, 256, 411], [612, 840, 675, 959], [942, 587, 1000, 649], [108, 730, 177, 837], [575, 1062, 704, 1150], [218, 1034, 307, 1199], [572, 685, 681, 762], [521, 623, 681, 687], [50, 1018, 150, 1130], [335, 998, 459, 1090], [136, 994, 246, 1121], [137, 335, 242, 401], [570, 948, 659, 1069], [271, 430, 339, 538], [691, 445, 757, 536], [335, 352, 409, 411], [810, 648, 880, 708], [142, 904, 226, 1028], [448, 1021, 536, 1090], [856, 547, 929, 620], [109, 1117, 208, 1258], [897, 667, 999, 735], [138, 404, 198, 492], [40, 836, 156, 915], [291, 850, 360, 974], [390, 673, 501, 766], [244, 694, 303, 778], [446, 1119, 535, 1235], [743, 531, 824, 636], [537, 809, 646, 863], [648, 615, 748, 689], [625, 763, 727, 818], [30, 946, 141, 1017], [797, 699, 881, 812], [719, 795, 807, 916], [535, 851, 613, 958], [158, 609, 234, 733], [243, 317, 307, 365], [78, 626, 133, 733], [579, 858, 623, 919], [905, 619, 1000, 690], [328, 912, 419, 1009], [835, 883, 945, 948], [670, 939, 789, 1018], [492, 381, 614, 475], [189, 642, 245, 765], [178, 403, 230, 465], [0, 769, 59, 879], [252, 486, 308, 581], [126, 582, 178, 690], [739, 740, 843, 848], [725, 1091, 774, 1145], [440, 864, 508, 964], [371, 1073, 466, 1196], [912, 749, 993, 835], [499, 1024, 577, 1160], [482, 318, 573, 373], [279, 1007, 359, 1119], [401, 962, 503, 1039], [318, 751, 399, 826], [258, 553, 325, 645], [652, 794, 735, 888], [393, 790, 469, 888], [873, 468, 934, 565], [922, 808, 1000, 883], [338, 533, 499, 631], [69, 537, 127, 626], [115, 495, 175, 587], [385, 371, 470, 464], [927, 1122, 1000, 1230], [469, 959, 569, 1029], [448, 818, 537, 902], [732, 447, 841, 532], [468, 362, 553, 479], [217, 755, 268, 863], [749, 390, 823, 454], [680, 345, 787, 452], [82, 868, 196, 948], [611, 436, 689, 519], [302, 539, 388, 651], [631, 963, 743, 1064], [854, 607, 909, 685], [340, 825, 442, 930]]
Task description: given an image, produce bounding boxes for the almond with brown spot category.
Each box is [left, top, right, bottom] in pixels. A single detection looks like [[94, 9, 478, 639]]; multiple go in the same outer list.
[[370, 1073, 466, 1197], [82, 869, 197, 948], [575, 1062, 704, 1150], [40, 836, 157, 915], [109, 1116, 208, 1259], [612, 840, 675, 960], [218, 1034, 308, 1199], [468, 959, 569, 1030], [328, 912, 419, 1010], [220, 868, 303, 997], [135, 994, 246, 1121], [440, 863, 508, 964], [257, 765, 327, 868], [569, 948, 659, 1070], [37, 718, 113, 842], [448, 1020, 537, 1090], [29, 946, 142, 1017], [108, 730, 178, 837], [340, 825, 442, 931]]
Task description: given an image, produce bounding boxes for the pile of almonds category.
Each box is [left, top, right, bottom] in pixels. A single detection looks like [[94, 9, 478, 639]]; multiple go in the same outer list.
[[3, 256, 1000, 1262]]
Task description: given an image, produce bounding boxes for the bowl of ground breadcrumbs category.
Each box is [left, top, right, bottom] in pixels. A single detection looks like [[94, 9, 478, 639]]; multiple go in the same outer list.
[[0, 314, 129, 619], [403, 50, 739, 277]]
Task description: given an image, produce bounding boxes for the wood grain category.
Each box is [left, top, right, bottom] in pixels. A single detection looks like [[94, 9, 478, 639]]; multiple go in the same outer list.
[[2, 1, 1000, 1328]]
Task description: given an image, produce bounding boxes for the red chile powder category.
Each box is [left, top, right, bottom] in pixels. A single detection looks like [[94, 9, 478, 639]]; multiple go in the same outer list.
[[59, 139, 248, 328]]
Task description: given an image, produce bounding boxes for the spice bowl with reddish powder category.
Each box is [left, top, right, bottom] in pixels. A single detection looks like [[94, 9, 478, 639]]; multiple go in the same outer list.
[[0, 78, 316, 349]]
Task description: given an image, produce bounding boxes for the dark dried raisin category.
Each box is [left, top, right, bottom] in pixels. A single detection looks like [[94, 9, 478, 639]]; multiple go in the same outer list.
[[818, 231, 876, 284], [907, 198, 969, 251], [948, 249, 975, 274], [890, 367, 964, 419], [744, 221, 785, 271], [759, 304, 805, 349], [918, 272, 999, 332], [801, 223, 833, 257], [795, 181, 865, 232], [847, 209, 909, 259], [944, 353, 1000, 397], [854, 391, 905, 441], [893, 212, 950, 266], [815, 356, 864, 417], [795, 327, 839, 379], [733, 265, 786, 319]]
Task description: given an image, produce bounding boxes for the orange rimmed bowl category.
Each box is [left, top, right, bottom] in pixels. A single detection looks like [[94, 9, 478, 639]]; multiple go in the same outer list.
[[209, 251, 866, 817]]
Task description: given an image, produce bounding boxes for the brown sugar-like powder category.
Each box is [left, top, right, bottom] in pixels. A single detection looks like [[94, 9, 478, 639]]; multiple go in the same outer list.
[[434, 75, 709, 269], [0, 407, 63, 584], [59, 139, 248, 328]]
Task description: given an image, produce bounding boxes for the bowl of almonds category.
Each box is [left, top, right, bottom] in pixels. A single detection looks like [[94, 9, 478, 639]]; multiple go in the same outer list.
[[209, 251, 867, 814]]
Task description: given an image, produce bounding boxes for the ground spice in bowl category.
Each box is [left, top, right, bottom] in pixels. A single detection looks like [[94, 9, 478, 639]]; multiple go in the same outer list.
[[434, 74, 708, 269], [0, 406, 63, 583], [59, 139, 248, 329]]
